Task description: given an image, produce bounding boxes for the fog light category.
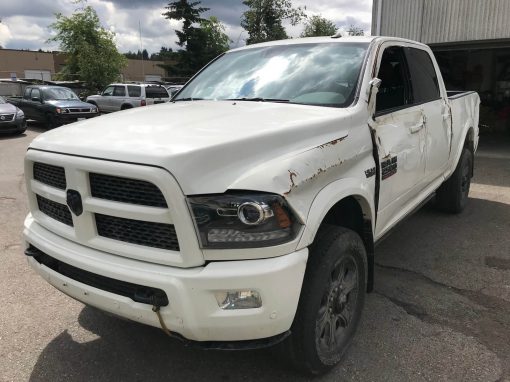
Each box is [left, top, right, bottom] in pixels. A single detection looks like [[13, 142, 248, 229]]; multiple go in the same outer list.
[[214, 290, 262, 309]]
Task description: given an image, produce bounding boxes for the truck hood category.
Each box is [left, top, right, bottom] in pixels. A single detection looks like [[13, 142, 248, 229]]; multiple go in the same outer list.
[[45, 100, 95, 108], [30, 101, 355, 194]]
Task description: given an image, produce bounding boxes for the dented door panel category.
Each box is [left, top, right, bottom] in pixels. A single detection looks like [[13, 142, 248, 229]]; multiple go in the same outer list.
[[373, 107, 426, 237]]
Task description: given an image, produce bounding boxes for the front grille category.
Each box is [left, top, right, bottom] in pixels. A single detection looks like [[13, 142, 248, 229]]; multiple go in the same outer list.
[[0, 113, 14, 121], [37, 195, 73, 226], [67, 108, 91, 113], [26, 245, 169, 306], [33, 162, 66, 190], [95, 214, 179, 251], [90, 173, 167, 207]]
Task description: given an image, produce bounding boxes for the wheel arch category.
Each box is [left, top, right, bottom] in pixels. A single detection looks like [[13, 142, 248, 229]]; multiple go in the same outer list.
[[297, 179, 376, 292]]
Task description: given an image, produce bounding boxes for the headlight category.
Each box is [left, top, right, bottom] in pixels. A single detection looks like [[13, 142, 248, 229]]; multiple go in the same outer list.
[[91, 107, 98, 113], [55, 108, 62, 114], [188, 192, 301, 249], [16, 109, 24, 119]]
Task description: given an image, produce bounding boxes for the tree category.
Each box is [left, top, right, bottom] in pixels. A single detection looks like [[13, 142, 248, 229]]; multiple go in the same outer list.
[[347, 25, 364, 36], [200, 16, 231, 61], [301, 15, 337, 37], [48, 3, 126, 91], [162, 1, 209, 48], [162, 1, 228, 75], [241, 0, 306, 45]]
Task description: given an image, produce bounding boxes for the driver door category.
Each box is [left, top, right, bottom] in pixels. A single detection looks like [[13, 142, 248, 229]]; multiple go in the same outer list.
[[99, 86, 114, 112], [372, 45, 427, 239]]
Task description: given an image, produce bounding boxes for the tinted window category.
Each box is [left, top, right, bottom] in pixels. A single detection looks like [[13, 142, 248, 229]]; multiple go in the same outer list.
[[145, 87, 169, 99], [128, 85, 141, 97], [43, 88, 79, 101], [376, 47, 410, 112], [102, 86, 114, 96], [24, 88, 31, 99], [405, 48, 440, 104], [113, 86, 126, 97], [175, 42, 369, 108], [31, 88, 41, 100]]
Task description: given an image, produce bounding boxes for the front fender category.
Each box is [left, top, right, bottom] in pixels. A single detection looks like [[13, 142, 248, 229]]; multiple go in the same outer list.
[[297, 177, 375, 250]]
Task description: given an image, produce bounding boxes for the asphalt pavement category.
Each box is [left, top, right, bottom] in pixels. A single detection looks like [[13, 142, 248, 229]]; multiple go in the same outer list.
[[1, 125, 509, 382]]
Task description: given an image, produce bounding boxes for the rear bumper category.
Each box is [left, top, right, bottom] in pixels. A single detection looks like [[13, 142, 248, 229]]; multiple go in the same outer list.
[[23, 214, 308, 342]]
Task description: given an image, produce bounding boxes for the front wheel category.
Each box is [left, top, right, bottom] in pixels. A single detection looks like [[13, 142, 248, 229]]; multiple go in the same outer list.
[[285, 225, 367, 375], [436, 148, 473, 213]]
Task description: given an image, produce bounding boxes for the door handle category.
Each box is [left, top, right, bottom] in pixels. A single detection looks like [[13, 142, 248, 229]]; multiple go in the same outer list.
[[409, 122, 425, 134]]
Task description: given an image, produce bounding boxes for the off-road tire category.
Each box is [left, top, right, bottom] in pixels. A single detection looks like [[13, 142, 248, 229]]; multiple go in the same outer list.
[[436, 148, 473, 214], [285, 225, 367, 375]]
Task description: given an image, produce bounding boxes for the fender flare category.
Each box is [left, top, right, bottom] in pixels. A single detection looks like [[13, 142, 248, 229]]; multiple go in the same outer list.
[[297, 177, 375, 249]]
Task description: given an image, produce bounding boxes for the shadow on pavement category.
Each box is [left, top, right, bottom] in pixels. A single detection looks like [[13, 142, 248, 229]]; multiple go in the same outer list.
[[28, 197, 510, 382]]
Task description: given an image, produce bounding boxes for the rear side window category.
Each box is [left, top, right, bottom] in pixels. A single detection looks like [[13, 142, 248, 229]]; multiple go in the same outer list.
[[405, 48, 440, 104], [376, 47, 410, 113], [113, 86, 126, 97], [145, 87, 169, 99], [127, 86, 141, 97], [24, 88, 31, 99], [31, 88, 41, 100]]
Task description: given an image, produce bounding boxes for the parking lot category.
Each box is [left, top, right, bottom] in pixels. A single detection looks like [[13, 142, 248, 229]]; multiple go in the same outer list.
[[1, 125, 509, 382]]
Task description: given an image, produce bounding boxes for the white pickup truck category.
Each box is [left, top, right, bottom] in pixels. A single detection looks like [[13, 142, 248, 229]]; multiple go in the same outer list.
[[23, 36, 479, 374]]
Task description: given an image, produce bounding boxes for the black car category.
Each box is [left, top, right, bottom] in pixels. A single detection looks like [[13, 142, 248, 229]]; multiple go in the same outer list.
[[0, 96, 26, 135], [8, 86, 99, 128]]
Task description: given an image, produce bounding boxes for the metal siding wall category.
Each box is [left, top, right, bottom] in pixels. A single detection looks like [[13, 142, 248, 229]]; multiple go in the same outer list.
[[377, 0, 510, 43]]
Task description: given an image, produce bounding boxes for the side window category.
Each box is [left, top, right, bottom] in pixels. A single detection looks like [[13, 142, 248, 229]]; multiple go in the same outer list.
[[102, 86, 114, 96], [31, 88, 41, 100], [24, 88, 32, 99], [127, 86, 141, 97], [405, 47, 441, 104], [113, 86, 126, 97], [145, 86, 169, 99], [376, 47, 410, 113]]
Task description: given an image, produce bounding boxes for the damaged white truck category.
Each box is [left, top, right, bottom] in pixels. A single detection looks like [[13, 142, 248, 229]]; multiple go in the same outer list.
[[23, 36, 479, 374]]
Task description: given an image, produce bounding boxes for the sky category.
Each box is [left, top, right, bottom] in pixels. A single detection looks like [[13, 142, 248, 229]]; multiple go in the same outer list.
[[0, 0, 373, 54]]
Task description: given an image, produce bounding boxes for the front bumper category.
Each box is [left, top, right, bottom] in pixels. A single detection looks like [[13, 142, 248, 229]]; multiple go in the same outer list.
[[23, 214, 308, 342], [57, 113, 98, 123], [0, 118, 26, 133]]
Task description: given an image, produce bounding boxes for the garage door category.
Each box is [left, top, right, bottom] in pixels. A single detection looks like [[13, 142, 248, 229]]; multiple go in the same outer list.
[[24, 70, 52, 81]]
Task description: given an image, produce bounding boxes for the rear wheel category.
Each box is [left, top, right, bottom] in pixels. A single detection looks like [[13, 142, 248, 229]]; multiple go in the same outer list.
[[436, 148, 473, 213], [285, 225, 367, 375]]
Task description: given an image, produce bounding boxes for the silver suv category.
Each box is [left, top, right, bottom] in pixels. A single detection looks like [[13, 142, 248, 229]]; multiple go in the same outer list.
[[86, 83, 170, 113]]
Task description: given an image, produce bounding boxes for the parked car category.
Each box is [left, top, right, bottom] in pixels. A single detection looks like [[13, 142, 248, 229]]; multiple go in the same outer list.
[[8, 86, 98, 128], [164, 84, 184, 98], [0, 96, 26, 135], [86, 83, 171, 113], [23, 36, 480, 375]]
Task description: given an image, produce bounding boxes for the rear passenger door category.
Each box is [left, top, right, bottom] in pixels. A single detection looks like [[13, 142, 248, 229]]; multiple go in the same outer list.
[[111, 85, 128, 111], [404, 47, 450, 180], [127, 85, 142, 106], [372, 45, 427, 238]]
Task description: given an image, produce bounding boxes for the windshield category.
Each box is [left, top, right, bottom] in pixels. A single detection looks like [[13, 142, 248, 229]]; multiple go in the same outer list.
[[43, 88, 79, 101], [175, 42, 369, 107], [0, 96, 5, 104]]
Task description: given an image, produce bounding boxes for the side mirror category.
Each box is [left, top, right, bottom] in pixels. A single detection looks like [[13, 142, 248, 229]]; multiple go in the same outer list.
[[367, 78, 382, 119]]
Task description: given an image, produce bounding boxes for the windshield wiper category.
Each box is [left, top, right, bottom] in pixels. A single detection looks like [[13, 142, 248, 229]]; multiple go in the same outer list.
[[227, 97, 290, 103], [173, 97, 204, 102]]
